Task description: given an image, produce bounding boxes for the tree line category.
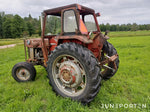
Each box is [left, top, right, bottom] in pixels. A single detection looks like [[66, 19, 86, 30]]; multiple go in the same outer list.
[[0, 12, 40, 39], [0, 12, 150, 39], [100, 23, 150, 32]]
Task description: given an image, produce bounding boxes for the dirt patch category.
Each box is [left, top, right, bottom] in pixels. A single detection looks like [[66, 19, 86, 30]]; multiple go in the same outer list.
[[0, 44, 16, 49]]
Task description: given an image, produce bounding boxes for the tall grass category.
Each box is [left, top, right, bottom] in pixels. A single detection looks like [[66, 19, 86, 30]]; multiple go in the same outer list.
[[0, 31, 150, 112]]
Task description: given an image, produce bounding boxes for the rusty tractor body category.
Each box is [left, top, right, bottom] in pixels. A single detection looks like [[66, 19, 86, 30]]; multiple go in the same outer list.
[[12, 4, 119, 104]]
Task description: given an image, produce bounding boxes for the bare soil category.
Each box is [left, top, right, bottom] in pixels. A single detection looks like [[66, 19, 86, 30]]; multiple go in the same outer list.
[[0, 44, 16, 49]]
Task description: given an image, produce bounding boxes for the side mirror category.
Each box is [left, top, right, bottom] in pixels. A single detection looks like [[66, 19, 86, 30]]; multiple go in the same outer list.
[[104, 30, 109, 36], [104, 30, 110, 40], [96, 13, 101, 17]]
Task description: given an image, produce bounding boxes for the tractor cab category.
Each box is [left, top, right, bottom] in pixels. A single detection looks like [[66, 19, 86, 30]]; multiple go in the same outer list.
[[42, 4, 100, 37]]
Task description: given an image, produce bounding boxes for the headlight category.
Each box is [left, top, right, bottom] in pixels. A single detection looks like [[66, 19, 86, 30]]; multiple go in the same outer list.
[[27, 40, 30, 45]]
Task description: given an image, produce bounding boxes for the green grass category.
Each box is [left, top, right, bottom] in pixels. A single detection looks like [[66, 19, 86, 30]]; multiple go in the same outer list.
[[0, 34, 40, 46], [0, 31, 150, 112], [108, 30, 150, 37], [0, 39, 23, 46]]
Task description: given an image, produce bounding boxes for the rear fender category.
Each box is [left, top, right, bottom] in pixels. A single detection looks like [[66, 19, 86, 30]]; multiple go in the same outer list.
[[57, 35, 93, 44]]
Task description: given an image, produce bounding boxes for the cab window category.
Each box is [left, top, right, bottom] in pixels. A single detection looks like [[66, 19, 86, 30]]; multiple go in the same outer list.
[[63, 10, 78, 33]]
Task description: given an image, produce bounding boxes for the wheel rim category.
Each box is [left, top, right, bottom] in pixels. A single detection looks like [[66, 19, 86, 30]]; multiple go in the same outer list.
[[52, 54, 86, 97], [16, 68, 30, 81]]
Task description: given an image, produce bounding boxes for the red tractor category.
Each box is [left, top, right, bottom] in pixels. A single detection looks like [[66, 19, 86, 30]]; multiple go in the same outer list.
[[12, 4, 119, 104]]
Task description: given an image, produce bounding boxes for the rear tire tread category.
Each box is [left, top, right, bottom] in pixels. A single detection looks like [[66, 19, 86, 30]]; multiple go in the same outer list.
[[47, 42, 102, 105]]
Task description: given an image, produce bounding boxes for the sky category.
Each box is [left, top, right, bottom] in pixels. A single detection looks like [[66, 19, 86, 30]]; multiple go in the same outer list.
[[0, 0, 150, 24]]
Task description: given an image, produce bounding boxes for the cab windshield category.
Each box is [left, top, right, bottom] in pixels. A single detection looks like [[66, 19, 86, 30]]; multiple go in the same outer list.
[[84, 14, 97, 32]]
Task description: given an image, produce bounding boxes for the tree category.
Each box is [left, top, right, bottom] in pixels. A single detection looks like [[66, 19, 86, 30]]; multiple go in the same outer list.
[[110, 24, 116, 31], [119, 24, 127, 31], [105, 23, 110, 31], [0, 12, 5, 38], [11, 15, 24, 38], [0, 14, 3, 38], [3, 17, 13, 38], [115, 24, 119, 31], [45, 16, 61, 35], [100, 24, 106, 32], [27, 22, 34, 36], [24, 14, 40, 36], [131, 23, 139, 31], [145, 24, 150, 30], [126, 23, 132, 31]]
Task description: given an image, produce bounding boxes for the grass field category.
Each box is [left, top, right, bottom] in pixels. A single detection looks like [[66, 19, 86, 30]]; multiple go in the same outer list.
[[0, 39, 23, 46], [108, 30, 150, 37], [0, 34, 40, 46], [0, 31, 150, 112]]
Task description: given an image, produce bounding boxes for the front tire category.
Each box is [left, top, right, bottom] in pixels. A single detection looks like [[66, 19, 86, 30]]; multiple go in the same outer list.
[[47, 43, 101, 104], [12, 62, 36, 82]]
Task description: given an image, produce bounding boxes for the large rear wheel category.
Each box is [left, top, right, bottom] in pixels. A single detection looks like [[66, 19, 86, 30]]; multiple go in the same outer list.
[[47, 43, 101, 104]]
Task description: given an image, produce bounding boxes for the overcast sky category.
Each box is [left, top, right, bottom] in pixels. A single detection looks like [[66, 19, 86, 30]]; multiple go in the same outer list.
[[0, 0, 150, 24]]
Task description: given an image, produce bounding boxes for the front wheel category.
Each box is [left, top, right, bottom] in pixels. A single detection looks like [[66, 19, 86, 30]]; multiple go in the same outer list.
[[12, 62, 36, 82], [47, 43, 101, 104]]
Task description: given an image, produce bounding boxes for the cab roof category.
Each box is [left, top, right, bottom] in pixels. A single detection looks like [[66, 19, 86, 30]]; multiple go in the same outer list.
[[43, 4, 95, 16]]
